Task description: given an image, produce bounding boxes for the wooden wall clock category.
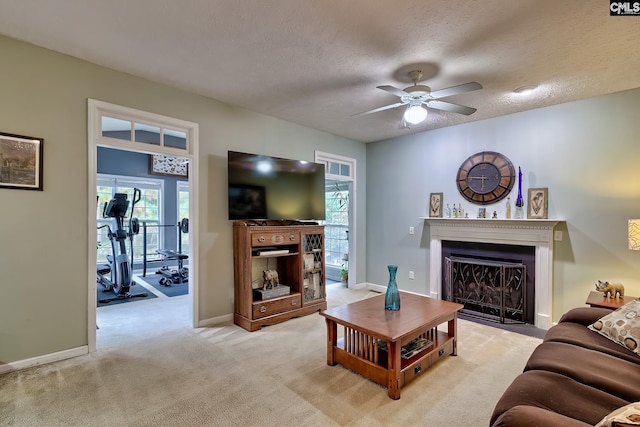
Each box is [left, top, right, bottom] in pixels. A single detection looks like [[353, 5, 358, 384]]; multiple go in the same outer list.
[[456, 151, 515, 205]]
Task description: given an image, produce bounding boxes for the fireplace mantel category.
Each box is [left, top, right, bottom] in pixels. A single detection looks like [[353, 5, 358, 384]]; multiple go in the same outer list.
[[421, 217, 562, 329]]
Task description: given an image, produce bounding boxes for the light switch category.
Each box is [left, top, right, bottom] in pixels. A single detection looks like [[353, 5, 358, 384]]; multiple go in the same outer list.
[[409, 271, 415, 279], [409, 226, 415, 235]]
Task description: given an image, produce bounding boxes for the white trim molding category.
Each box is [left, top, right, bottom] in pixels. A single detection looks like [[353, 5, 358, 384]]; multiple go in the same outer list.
[[87, 99, 200, 354], [315, 150, 358, 289], [0, 346, 88, 375], [422, 218, 562, 330], [197, 314, 234, 328]]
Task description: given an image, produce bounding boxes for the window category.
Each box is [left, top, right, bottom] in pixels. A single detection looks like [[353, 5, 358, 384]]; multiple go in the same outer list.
[[177, 181, 189, 254], [324, 180, 349, 269], [96, 175, 163, 264], [101, 116, 188, 152]]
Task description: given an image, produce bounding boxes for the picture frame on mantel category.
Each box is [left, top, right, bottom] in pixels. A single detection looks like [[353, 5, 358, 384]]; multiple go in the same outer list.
[[149, 154, 188, 178], [429, 192, 443, 218], [527, 187, 548, 219], [0, 131, 44, 191]]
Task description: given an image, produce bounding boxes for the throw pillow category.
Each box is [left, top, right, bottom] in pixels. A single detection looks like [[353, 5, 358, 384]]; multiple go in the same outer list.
[[589, 300, 640, 354], [595, 401, 640, 427]]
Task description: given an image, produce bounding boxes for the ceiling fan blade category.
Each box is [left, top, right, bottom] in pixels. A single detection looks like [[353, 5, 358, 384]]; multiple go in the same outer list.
[[426, 100, 477, 115], [377, 85, 410, 97], [430, 82, 482, 99], [352, 102, 406, 117]]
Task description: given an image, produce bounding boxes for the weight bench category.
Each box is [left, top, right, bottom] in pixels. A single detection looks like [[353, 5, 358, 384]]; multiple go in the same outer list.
[[155, 249, 189, 286]]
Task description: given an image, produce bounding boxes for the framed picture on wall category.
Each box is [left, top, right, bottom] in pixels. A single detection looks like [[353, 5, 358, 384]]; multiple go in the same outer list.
[[149, 154, 188, 177], [429, 192, 443, 218], [527, 187, 548, 219], [0, 131, 44, 191]]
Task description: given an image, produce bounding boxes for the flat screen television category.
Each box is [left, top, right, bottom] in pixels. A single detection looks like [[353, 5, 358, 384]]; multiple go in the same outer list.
[[227, 150, 326, 221]]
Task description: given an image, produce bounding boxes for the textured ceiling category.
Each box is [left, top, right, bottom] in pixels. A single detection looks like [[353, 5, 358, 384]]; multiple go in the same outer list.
[[0, 0, 639, 142]]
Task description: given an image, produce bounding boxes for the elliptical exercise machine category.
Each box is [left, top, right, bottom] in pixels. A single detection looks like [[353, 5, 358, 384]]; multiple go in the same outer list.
[[96, 188, 148, 304]]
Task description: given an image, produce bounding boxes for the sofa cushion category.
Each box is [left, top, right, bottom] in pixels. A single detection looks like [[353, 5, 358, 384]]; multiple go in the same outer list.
[[492, 405, 592, 427], [524, 341, 640, 402], [544, 322, 640, 365], [490, 370, 629, 426], [595, 401, 640, 427], [589, 300, 640, 355]]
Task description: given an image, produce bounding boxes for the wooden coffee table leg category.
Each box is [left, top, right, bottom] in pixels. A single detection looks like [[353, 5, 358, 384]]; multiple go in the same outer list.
[[387, 340, 401, 399], [326, 318, 337, 366], [449, 315, 458, 356]]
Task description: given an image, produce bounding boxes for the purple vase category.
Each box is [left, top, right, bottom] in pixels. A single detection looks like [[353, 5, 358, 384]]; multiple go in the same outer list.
[[515, 167, 524, 208]]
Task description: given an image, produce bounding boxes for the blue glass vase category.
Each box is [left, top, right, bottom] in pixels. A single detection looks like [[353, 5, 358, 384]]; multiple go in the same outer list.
[[385, 265, 401, 311], [515, 167, 524, 208], [514, 166, 524, 219]]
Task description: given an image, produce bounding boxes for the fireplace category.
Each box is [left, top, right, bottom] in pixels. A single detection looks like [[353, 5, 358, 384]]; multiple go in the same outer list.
[[423, 218, 560, 329], [442, 241, 535, 324]]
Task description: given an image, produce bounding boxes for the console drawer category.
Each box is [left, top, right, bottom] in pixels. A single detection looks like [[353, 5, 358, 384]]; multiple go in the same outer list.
[[251, 232, 299, 247], [403, 357, 432, 385], [433, 340, 454, 363], [253, 293, 301, 319]]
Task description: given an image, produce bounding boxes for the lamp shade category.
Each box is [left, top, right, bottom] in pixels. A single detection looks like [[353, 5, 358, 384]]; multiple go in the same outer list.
[[629, 219, 640, 250], [404, 105, 428, 124]]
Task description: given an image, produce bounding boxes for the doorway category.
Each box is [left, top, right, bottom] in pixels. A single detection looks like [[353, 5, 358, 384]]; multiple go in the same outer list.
[[87, 100, 199, 352], [315, 151, 356, 288]]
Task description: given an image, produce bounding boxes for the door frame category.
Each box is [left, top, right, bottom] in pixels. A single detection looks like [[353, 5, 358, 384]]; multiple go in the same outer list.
[[87, 99, 200, 352], [315, 151, 357, 288]]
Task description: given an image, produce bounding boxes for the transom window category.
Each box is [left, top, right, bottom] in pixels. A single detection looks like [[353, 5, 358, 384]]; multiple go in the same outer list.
[[100, 116, 189, 152]]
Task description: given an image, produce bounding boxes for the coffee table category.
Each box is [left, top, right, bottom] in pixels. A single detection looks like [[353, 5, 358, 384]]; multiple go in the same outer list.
[[321, 292, 463, 399]]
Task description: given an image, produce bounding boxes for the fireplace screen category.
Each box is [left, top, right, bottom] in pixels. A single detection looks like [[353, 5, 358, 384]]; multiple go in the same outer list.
[[444, 256, 526, 324]]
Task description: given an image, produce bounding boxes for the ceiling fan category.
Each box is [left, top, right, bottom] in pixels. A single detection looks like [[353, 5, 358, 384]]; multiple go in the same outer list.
[[353, 70, 482, 125]]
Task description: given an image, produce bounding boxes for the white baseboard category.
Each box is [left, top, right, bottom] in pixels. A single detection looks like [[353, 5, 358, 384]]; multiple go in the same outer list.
[[348, 281, 367, 290], [0, 346, 88, 375], [198, 313, 234, 328], [364, 283, 430, 298]]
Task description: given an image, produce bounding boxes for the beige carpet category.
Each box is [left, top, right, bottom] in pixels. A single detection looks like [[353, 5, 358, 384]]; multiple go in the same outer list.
[[0, 284, 541, 426]]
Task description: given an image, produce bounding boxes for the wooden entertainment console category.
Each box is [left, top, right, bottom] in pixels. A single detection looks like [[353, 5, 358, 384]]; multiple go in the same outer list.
[[233, 220, 327, 331]]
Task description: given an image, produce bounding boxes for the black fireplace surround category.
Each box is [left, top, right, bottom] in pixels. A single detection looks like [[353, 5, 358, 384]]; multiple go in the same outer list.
[[441, 240, 535, 325]]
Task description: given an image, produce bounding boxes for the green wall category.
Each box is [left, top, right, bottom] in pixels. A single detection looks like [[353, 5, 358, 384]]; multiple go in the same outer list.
[[366, 87, 640, 322], [0, 35, 366, 364]]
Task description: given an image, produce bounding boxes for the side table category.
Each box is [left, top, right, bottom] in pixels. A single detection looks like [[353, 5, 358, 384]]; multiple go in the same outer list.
[[585, 291, 637, 309]]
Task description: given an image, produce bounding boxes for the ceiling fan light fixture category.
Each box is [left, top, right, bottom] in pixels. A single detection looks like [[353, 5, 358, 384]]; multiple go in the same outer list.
[[404, 105, 428, 124]]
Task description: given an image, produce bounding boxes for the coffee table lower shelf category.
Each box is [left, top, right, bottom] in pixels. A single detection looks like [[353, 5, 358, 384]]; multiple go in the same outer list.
[[332, 329, 454, 394]]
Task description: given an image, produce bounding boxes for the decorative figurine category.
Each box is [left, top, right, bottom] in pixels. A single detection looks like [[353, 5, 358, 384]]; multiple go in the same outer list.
[[595, 280, 625, 298], [262, 269, 279, 290], [492, 211, 498, 219]]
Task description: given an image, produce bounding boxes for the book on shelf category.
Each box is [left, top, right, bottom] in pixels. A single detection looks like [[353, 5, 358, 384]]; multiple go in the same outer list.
[[253, 248, 290, 256], [378, 337, 433, 360]]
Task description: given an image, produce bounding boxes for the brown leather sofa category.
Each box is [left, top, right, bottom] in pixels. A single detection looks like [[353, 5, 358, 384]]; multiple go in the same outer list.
[[490, 306, 640, 427]]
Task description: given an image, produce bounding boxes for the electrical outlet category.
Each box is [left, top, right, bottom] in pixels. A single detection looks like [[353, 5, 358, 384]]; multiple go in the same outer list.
[[409, 226, 415, 235], [409, 271, 415, 280]]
